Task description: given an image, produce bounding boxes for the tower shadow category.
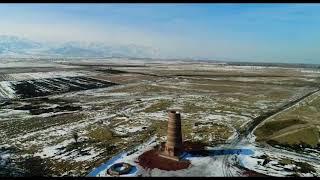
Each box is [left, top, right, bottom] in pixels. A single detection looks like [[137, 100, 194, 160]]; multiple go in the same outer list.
[[182, 148, 254, 158]]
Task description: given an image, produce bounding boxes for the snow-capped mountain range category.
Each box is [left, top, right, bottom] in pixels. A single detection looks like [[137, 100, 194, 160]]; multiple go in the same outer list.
[[0, 35, 161, 58]]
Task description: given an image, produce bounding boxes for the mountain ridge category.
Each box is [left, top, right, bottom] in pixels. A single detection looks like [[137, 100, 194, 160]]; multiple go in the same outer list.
[[0, 35, 160, 58]]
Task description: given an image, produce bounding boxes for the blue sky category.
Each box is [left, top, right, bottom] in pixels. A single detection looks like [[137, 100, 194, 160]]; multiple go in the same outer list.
[[0, 3, 320, 63]]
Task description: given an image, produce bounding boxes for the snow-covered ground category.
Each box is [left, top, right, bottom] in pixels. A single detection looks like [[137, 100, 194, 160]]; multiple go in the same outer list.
[[0, 60, 79, 68], [0, 81, 16, 99], [0, 144, 11, 167], [1, 61, 319, 177], [34, 138, 102, 162], [88, 136, 248, 177], [0, 109, 29, 121], [114, 126, 145, 135], [5, 71, 94, 81], [0, 73, 115, 99], [88, 136, 158, 177], [237, 141, 320, 177]]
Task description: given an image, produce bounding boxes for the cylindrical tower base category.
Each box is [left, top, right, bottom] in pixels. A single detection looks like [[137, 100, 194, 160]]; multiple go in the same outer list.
[[163, 110, 183, 158]]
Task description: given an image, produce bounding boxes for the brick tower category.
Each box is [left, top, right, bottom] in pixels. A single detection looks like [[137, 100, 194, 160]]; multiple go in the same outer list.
[[159, 110, 183, 161]]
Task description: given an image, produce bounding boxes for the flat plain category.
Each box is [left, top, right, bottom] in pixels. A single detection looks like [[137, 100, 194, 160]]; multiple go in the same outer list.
[[0, 58, 319, 176]]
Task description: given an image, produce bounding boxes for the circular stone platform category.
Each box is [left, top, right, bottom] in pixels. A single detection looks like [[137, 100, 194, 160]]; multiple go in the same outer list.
[[107, 162, 133, 176], [137, 141, 209, 171], [138, 148, 191, 171]]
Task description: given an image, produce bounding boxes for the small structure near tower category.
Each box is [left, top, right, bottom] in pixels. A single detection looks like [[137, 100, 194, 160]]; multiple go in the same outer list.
[[159, 110, 183, 161]]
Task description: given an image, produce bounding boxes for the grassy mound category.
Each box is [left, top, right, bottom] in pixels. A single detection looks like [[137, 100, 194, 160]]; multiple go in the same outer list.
[[268, 126, 319, 148], [254, 118, 306, 140], [254, 118, 319, 148]]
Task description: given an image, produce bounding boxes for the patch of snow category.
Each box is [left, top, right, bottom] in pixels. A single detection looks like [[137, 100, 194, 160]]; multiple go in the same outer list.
[[34, 139, 74, 158], [0, 109, 29, 120], [33, 111, 76, 118], [0, 81, 16, 99], [0, 60, 76, 68]]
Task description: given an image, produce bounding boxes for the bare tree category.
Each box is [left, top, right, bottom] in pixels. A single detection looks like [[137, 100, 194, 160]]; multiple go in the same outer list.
[[73, 132, 79, 144]]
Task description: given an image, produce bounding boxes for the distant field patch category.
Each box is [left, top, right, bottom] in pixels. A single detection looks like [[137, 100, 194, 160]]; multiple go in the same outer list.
[[254, 92, 320, 148], [0, 76, 117, 99], [0, 71, 94, 81]]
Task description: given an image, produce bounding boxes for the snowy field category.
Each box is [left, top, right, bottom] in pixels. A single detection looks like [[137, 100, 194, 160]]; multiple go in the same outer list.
[[0, 59, 79, 69], [2, 71, 96, 81], [0, 59, 319, 176], [0, 72, 116, 99], [87, 137, 238, 177]]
